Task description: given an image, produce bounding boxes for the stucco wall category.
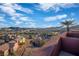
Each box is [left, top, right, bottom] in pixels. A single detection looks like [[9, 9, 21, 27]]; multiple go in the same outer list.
[[61, 32, 79, 55], [31, 36, 61, 56]]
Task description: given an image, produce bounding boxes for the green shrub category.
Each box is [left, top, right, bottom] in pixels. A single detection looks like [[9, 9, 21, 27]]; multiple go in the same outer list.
[[18, 40, 25, 45], [39, 40, 46, 46], [18, 37, 26, 45], [31, 39, 46, 47]]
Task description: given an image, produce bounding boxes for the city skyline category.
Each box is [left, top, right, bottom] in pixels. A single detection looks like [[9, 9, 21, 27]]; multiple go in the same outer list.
[[0, 3, 79, 28]]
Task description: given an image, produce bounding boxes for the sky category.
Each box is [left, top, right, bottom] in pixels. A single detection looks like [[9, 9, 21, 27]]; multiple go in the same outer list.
[[0, 3, 79, 28]]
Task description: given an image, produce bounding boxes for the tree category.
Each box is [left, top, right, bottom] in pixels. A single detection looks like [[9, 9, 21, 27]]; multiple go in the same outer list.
[[61, 20, 74, 32]]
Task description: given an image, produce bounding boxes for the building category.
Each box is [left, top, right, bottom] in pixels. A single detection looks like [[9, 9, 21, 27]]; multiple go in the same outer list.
[[8, 40, 19, 55], [0, 43, 9, 56]]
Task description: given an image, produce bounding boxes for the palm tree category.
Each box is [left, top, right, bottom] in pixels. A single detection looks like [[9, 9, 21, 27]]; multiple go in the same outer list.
[[61, 20, 74, 32]]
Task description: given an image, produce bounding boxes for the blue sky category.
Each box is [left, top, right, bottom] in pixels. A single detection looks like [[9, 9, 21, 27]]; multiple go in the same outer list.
[[0, 3, 79, 28]]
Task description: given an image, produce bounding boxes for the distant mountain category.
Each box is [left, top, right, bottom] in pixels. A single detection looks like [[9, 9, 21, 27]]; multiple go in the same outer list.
[[70, 25, 79, 29], [0, 26, 62, 32], [59, 25, 79, 33], [45, 27, 61, 31]]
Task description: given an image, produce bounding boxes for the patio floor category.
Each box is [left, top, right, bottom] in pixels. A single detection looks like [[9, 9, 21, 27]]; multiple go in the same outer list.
[[59, 51, 75, 56]]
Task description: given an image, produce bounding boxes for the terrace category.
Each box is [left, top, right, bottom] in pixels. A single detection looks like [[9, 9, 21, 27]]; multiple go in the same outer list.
[[21, 31, 79, 56], [0, 30, 79, 56]]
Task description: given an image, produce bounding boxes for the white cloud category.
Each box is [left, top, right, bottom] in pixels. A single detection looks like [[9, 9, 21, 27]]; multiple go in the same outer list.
[[44, 14, 67, 22], [0, 3, 35, 28], [0, 3, 33, 23], [62, 18, 74, 22], [36, 3, 60, 12], [36, 3, 77, 12], [0, 23, 10, 28], [43, 24, 53, 28], [0, 16, 5, 22], [15, 21, 22, 25], [0, 3, 33, 15], [57, 3, 76, 8], [12, 4, 33, 14], [0, 4, 16, 16], [37, 3, 55, 11], [28, 22, 36, 28], [19, 17, 33, 22], [11, 16, 34, 22], [11, 15, 36, 28]]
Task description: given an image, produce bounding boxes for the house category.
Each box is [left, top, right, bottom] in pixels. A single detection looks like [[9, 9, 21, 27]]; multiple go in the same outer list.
[[8, 40, 19, 55], [0, 43, 9, 56], [0, 38, 19, 56], [0, 39, 5, 45]]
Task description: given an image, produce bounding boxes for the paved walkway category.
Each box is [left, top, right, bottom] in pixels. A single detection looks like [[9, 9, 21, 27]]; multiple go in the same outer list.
[[59, 51, 75, 56]]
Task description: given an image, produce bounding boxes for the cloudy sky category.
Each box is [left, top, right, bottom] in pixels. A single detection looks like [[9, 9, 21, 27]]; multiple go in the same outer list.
[[0, 3, 79, 28]]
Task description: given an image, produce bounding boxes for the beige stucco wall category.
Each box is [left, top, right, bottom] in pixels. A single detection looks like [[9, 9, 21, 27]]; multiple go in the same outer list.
[[4, 49, 9, 56], [13, 43, 19, 52]]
